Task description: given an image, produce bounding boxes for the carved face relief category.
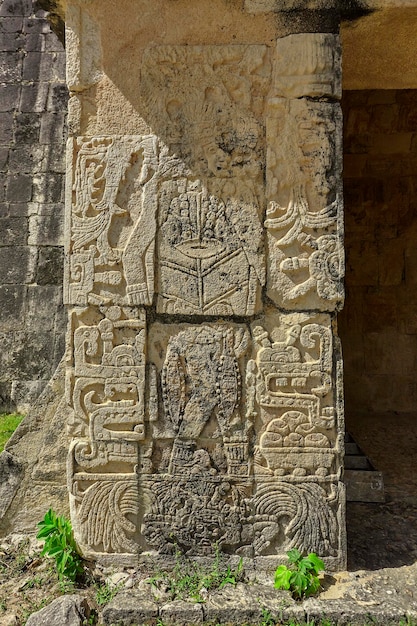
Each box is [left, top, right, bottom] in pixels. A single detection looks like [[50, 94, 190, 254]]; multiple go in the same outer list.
[[156, 179, 265, 315]]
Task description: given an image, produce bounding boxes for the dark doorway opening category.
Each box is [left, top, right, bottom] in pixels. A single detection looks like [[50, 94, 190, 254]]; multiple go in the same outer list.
[[340, 89, 417, 569]]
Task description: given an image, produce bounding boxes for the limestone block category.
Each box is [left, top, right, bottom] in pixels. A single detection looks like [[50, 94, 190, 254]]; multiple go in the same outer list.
[[102, 590, 158, 626], [272, 34, 341, 99], [0, 246, 37, 284], [160, 600, 204, 625], [0, 285, 26, 330], [25, 594, 89, 626]]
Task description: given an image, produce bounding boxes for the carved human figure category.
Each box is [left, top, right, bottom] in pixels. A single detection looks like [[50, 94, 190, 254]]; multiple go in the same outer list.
[[160, 325, 248, 474]]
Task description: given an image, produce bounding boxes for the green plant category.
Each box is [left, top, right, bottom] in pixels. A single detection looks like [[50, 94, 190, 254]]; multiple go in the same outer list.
[[95, 580, 123, 606], [260, 607, 276, 626], [36, 509, 84, 583], [0, 412, 24, 453], [273, 548, 325, 600]]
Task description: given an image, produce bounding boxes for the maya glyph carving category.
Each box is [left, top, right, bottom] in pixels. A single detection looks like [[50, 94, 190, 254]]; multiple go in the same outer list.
[[67, 305, 146, 554], [64, 33, 345, 567], [265, 99, 344, 311]]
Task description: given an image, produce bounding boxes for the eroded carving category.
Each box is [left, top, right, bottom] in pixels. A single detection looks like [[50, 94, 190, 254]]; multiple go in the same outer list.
[[69, 470, 139, 554], [272, 34, 342, 99], [252, 481, 340, 557], [67, 306, 146, 555], [64, 36, 346, 567], [250, 313, 340, 479], [265, 98, 344, 311], [65, 135, 159, 306], [156, 178, 264, 315]]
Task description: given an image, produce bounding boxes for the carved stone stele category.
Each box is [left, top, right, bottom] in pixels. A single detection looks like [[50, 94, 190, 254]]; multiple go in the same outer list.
[[63, 20, 346, 570]]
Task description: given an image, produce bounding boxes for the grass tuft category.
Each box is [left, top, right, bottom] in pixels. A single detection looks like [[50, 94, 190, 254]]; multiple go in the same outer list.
[[0, 412, 24, 453]]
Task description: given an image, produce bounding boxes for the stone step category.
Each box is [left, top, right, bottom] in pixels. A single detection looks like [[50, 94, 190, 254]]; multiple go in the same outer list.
[[344, 432, 385, 503], [101, 584, 411, 626]]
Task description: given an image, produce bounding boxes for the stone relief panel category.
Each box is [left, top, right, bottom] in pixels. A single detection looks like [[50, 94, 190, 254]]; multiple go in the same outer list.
[[64, 135, 159, 307], [142, 321, 251, 555], [134, 316, 344, 563], [67, 305, 146, 555], [249, 311, 344, 561], [249, 311, 342, 477], [63, 35, 345, 567], [265, 98, 344, 311], [65, 134, 265, 316]]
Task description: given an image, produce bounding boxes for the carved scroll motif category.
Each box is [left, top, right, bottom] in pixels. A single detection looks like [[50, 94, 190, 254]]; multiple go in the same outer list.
[[250, 314, 340, 480], [252, 481, 340, 557], [67, 306, 146, 555]]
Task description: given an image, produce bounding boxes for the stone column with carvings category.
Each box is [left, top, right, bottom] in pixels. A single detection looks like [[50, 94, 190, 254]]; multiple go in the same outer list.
[[62, 0, 346, 570]]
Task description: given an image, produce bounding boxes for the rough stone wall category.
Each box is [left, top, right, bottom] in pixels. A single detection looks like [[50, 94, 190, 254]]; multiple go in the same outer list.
[[0, 0, 67, 412], [340, 89, 417, 415]]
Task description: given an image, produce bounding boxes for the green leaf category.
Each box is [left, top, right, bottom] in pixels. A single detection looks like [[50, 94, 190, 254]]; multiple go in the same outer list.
[[290, 570, 307, 595], [305, 575, 321, 597], [306, 553, 325, 574], [287, 548, 302, 565], [274, 565, 292, 590], [298, 558, 315, 575]]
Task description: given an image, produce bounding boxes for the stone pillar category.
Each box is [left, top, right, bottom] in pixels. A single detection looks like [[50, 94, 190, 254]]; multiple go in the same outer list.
[[63, 0, 345, 570]]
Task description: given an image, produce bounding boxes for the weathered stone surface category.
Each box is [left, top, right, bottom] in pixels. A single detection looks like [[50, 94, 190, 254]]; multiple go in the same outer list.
[[0, 451, 24, 518], [160, 600, 204, 625], [60, 4, 346, 570], [25, 594, 89, 626], [102, 590, 158, 625], [303, 597, 407, 626], [204, 583, 266, 624], [0, 0, 67, 412], [0, 361, 69, 536]]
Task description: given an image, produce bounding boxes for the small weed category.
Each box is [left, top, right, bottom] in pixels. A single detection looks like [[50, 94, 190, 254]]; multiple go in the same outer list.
[[95, 580, 123, 606], [20, 575, 44, 590], [37, 508, 84, 583], [0, 537, 38, 580], [274, 549, 325, 600], [260, 607, 276, 626], [149, 544, 245, 603], [0, 598, 6, 612]]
